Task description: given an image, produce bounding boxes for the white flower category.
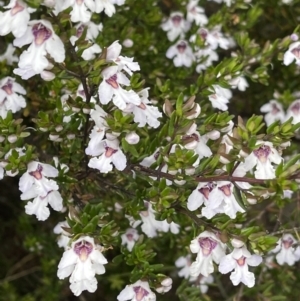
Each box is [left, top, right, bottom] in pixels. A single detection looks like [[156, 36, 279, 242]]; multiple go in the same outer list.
[[198, 27, 231, 50], [219, 243, 262, 288], [70, 22, 102, 61], [260, 100, 285, 126], [155, 277, 172, 293], [87, 135, 126, 173], [53, 221, 71, 249], [0, 0, 34, 38], [283, 41, 300, 66], [183, 131, 212, 160], [175, 255, 197, 281], [13, 19, 65, 80], [94, 0, 125, 17], [19, 161, 59, 198], [0, 44, 18, 65], [106, 41, 140, 76], [271, 234, 299, 265], [186, 0, 208, 26], [241, 141, 282, 179], [166, 40, 195, 67], [229, 76, 249, 91], [57, 236, 108, 296], [161, 12, 191, 42], [195, 47, 219, 72], [208, 85, 232, 111], [198, 275, 214, 294], [0, 77, 26, 118], [286, 99, 300, 124], [24, 190, 63, 221], [217, 181, 245, 219], [121, 228, 139, 251], [98, 66, 140, 110], [124, 88, 162, 128], [117, 280, 156, 301], [85, 105, 108, 155], [190, 231, 226, 277], [187, 182, 221, 215]]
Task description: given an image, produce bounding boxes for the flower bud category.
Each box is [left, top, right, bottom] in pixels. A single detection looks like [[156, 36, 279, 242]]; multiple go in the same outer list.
[[55, 125, 63, 132], [123, 39, 134, 48], [0, 135, 5, 142], [8, 135, 17, 143], [67, 133, 75, 140], [206, 130, 220, 140], [83, 107, 91, 114], [231, 238, 244, 248], [125, 132, 140, 144], [49, 134, 62, 142]]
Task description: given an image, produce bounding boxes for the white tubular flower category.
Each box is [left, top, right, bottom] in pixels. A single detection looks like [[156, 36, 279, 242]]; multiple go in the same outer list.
[[121, 228, 139, 251], [187, 182, 223, 218], [0, 0, 34, 38], [260, 100, 285, 126], [24, 190, 63, 221], [229, 76, 249, 91], [106, 41, 140, 76], [53, 221, 71, 249], [13, 20, 65, 80], [208, 85, 232, 111], [117, 280, 156, 301], [190, 231, 226, 277], [286, 99, 300, 124], [166, 40, 195, 67], [87, 135, 126, 173], [138, 202, 166, 238], [0, 44, 18, 65], [161, 12, 191, 42], [219, 242, 262, 288], [271, 234, 299, 265], [70, 22, 102, 61], [183, 131, 212, 160], [0, 77, 26, 118], [124, 88, 162, 128], [205, 26, 232, 50], [241, 141, 282, 179], [19, 161, 59, 198], [98, 66, 140, 110], [57, 236, 108, 296], [198, 275, 214, 294], [186, 0, 208, 26], [283, 41, 300, 66], [85, 105, 108, 155], [94, 0, 125, 17], [195, 47, 219, 72], [175, 255, 197, 281], [217, 181, 245, 219]]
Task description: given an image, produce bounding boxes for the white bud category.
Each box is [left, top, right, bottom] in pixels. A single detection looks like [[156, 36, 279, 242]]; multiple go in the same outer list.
[[291, 33, 299, 41], [123, 39, 134, 48], [39, 127, 49, 132], [0, 135, 5, 142], [231, 238, 244, 248], [8, 135, 17, 143], [67, 133, 75, 140], [49, 134, 62, 142], [83, 107, 91, 114], [6, 169, 19, 177], [55, 125, 63, 132], [206, 130, 220, 140], [72, 107, 81, 113], [41, 70, 55, 81], [125, 132, 140, 144], [161, 278, 172, 287]]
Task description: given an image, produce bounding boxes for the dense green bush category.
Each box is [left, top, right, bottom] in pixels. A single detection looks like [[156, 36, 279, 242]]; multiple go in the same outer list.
[[1, 0, 300, 300]]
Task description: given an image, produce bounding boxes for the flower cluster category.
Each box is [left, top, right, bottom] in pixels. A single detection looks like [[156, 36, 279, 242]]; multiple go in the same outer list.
[[19, 161, 63, 221]]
